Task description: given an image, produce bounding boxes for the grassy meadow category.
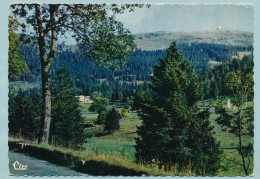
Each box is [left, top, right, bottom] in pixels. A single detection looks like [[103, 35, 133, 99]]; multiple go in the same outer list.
[[79, 100, 254, 176], [80, 103, 141, 161]]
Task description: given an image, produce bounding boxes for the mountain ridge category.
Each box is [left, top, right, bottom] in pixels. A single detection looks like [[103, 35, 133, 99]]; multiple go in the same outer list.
[[133, 30, 253, 51]]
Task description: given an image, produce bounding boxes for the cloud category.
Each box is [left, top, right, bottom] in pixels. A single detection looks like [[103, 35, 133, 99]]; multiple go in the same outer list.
[[115, 4, 253, 34]]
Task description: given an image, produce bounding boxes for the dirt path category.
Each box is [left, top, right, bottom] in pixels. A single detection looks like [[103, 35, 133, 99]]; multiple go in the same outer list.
[[9, 150, 87, 176]]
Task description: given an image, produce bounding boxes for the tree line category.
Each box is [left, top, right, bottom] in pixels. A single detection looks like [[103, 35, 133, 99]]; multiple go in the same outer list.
[[15, 43, 253, 102], [18, 43, 252, 83]]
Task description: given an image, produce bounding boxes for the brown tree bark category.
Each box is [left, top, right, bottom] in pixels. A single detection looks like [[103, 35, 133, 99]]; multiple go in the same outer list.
[[35, 4, 58, 144]]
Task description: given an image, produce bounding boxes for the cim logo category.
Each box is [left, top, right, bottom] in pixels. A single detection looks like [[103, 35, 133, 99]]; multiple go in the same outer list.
[[13, 161, 27, 170]]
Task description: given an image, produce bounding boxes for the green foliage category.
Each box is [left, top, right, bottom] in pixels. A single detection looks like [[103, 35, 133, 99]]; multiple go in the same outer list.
[[10, 4, 143, 144], [121, 108, 129, 116], [91, 91, 103, 99], [20, 43, 252, 86], [216, 70, 254, 175], [11, 4, 143, 70], [224, 70, 253, 104], [121, 106, 129, 116], [198, 55, 253, 99], [9, 89, 41, 140], [84, 125, 104, 138], [18, 43, 252, 103], [96, 111, 107, 125], [123, 105, 129, 111], [89, 97, 109, 114], [8, 17, 28, 80], [50, 68, 85, 149], [131, 89, 149, 111], [135, 42, 222, 175], [104, 108, 121, 134]]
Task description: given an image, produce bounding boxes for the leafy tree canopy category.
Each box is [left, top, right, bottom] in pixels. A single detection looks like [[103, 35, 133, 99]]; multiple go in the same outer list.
[[10, 4, 148, 70], [89, 96, 109, 114], [8, 17, 28, 80]]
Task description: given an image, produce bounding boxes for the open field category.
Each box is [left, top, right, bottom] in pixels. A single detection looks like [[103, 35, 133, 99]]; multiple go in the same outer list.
[[232, 51, 252, 60], [80, 100, 253, 176], [80, 103, 141, 160], [209, 113, 253, 176]]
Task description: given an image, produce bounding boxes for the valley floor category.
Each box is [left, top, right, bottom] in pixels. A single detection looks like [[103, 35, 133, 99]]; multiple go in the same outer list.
[[81, 101, 254, 176]]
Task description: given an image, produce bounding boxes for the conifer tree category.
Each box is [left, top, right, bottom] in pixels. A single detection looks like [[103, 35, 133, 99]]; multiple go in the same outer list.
[[135, 42, 222, 175], [104, 108, 121, 134], [50, 68, 85, 148], [9, 89, 41, 140]]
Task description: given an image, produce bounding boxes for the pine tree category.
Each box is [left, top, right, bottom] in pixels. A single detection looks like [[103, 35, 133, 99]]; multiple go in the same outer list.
[[9, 89, 41, 140], [135, 42, 222, 175], [50, 68, 85, 149], [104, 108, 121, 134], [9, 89, 29, 138]]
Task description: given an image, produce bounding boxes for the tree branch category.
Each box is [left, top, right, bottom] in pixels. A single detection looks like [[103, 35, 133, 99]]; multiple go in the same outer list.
[[47, 4, 59, 61]]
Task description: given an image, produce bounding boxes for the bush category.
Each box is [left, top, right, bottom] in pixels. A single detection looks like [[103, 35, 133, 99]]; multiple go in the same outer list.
[[96, 111, 107, 125], [89, 97, 109, 114], [121, 108, 129, 116]]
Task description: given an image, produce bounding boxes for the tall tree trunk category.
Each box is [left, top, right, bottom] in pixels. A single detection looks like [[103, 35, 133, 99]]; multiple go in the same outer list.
[[238, 107, 248, 175], [40, 62, 52, 144], [35, 4, 58, 144]]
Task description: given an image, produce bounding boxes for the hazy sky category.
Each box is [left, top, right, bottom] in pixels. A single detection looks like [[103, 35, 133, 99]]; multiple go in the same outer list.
[[115, 4, 254, 33]]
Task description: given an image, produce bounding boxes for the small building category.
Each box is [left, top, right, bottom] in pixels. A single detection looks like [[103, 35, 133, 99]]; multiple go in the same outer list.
[[75, 95, 93, 103]]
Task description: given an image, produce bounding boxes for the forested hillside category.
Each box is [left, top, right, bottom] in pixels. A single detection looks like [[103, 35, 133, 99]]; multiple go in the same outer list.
[[14, 42, 252, 100], [198, 55, 253, 99]]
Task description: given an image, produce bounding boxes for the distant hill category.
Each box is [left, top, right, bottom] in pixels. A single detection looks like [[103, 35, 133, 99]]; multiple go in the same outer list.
[[133, 30, 253, 51]]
